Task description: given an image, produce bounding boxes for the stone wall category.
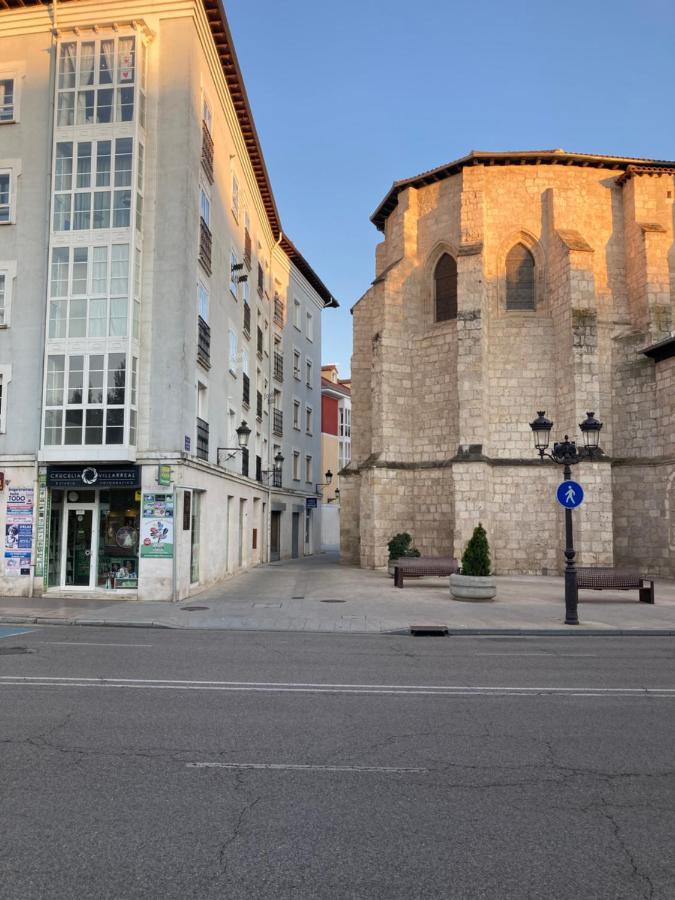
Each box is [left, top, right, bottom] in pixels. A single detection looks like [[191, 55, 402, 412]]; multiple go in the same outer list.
[[342, 157, 675, 578]]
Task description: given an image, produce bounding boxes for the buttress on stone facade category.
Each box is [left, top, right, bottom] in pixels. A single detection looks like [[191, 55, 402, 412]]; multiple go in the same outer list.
[[341, 150, 675, 578]]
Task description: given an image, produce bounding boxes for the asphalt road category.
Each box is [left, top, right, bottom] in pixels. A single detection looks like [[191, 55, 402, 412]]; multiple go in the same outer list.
[[1, 627, 674, 899]]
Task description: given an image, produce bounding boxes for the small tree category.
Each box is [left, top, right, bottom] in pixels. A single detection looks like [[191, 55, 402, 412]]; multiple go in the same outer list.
[[387, 532, 420, 560], [461, 523, 491, 576]]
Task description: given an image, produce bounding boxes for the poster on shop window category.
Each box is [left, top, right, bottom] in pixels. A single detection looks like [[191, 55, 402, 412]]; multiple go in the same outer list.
[[140, 493, 174, 558]]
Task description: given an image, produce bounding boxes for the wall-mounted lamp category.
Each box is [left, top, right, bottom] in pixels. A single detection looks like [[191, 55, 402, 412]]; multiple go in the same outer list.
[[261, 451, 284, 487], [315, 469, 333, 494], [217, 420, 251, 465]]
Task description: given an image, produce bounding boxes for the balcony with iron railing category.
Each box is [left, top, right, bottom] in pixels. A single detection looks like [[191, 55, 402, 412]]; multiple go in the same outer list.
[[273, 352, 284, 382], [199, 217, 212, 274], [242, 373, 250, 407], [256, 391, 263, 421], [272, 468, 282, 489], [196, 418, 209, 460], [197, 316, 211, 369], [273, 408, 283, 436], [201, 123, 214, 183]]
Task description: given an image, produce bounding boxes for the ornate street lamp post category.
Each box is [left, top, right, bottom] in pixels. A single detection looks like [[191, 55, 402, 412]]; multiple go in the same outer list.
[[529, 411, 603, 625]]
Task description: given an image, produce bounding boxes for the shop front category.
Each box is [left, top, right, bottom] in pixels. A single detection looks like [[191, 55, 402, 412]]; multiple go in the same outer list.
[[45, 465, 141, 591]]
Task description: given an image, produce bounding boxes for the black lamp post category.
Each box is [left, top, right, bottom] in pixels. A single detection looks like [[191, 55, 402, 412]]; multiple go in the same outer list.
[[529, 410, 603, 625]]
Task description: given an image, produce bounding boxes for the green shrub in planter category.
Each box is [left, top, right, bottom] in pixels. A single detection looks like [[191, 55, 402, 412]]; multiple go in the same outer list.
[[461, 523, 491, 576], [387, 532, 420, 560]]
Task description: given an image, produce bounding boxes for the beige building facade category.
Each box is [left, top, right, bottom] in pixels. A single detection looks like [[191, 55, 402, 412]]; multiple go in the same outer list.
[[342, 150, 675, 578], [0, 0, 336, 599]]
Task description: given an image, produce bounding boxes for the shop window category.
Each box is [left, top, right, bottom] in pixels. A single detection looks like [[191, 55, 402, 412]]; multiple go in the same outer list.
[[97, 488, 140, 588]]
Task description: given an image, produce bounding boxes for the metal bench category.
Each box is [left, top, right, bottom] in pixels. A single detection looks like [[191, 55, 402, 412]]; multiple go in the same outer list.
[[576, 567, 655, 604], [393, 557, 459, 589]]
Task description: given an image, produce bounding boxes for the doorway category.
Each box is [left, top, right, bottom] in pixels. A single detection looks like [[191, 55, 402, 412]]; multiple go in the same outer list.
[[63, 506, 96, 587], [291, 512, 300, 559], [270, 511, 281, 561]]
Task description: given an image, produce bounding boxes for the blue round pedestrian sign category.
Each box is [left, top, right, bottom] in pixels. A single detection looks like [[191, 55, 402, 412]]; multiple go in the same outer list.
[[556, 480, 584, 509]]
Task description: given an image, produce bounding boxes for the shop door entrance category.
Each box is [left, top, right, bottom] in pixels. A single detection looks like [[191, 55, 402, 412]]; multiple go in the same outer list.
[[64, 508, 95, 587]]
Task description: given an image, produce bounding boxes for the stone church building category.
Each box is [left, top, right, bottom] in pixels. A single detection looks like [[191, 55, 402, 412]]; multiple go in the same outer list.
[[341, 150, 675, 578]]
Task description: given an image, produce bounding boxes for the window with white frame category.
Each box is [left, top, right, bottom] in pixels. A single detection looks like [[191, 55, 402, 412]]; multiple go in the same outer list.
[[231, 172, 239, 220], [292, 450, 300, 481], [43, 352, 131, 446], [306, 310, 313, 341], [0, 264, 15, 327], [293, 298, 301, 330], [292, 399, 300, 430], [306, 358, 313, 387], [56, 37, 137, 128], [228, 328, 238, 376], [305, 405, 313, 434], [0, 79, 15, 123], [53, 138, 133, 231], [0, 171, 12, 224], [198, 281, 208, 323], [48, 244, 130, 339], [339, 405, 351, 437], [338, 438, 351, 471], [199, 186, 210, 227], [202, 94, 212, 133], [293, 349, 301, 380], [241, 269, 249, 305], [241, 348, 249, 377], [305, 454, 313, 483]]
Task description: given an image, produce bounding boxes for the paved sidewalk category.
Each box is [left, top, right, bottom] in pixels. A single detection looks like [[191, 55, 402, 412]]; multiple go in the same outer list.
[[1, 553, 675, 634]]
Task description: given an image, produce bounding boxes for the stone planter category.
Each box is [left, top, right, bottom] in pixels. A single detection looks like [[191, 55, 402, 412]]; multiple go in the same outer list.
[[449, 573, 497, 601]]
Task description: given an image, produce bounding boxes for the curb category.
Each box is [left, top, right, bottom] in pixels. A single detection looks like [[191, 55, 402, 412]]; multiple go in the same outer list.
[[2, 615, 675, 637]]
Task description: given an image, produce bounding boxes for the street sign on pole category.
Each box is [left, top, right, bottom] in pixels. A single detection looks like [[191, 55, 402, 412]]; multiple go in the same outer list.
[[556, 480, 584, 509]]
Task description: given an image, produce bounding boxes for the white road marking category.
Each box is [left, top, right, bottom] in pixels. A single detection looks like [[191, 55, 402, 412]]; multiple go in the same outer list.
[[187, 762, 428, 774], [0, 675, 673, 698], [39, 641, 154, 648]]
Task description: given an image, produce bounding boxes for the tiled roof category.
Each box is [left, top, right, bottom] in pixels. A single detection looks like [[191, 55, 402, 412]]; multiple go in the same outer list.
[[371, 149, 675, 231]]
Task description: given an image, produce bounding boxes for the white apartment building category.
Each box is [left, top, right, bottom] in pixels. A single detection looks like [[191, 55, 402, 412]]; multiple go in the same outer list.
[[0, 0, 337, 600]]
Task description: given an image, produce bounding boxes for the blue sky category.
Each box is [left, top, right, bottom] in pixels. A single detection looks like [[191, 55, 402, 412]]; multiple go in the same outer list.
[[225, 0, 675, 376]]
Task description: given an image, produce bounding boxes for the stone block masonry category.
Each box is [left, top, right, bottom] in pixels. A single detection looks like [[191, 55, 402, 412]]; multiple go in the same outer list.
[[343, 151, 675, 578]]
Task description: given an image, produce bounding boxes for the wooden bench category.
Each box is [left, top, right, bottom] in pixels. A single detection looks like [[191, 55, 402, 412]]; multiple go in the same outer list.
[[393, 557, 459, 589], [576, 567, 655, 604]]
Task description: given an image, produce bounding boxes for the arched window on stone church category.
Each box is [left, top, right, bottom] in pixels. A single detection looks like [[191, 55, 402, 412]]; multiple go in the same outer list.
[[506, 243, 535, 310], [434, 253, 457, 322]]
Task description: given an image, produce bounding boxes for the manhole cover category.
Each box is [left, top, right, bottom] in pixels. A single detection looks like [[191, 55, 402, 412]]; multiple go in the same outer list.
[[320, 599, 346, 603], [181, 605, 209, 611]]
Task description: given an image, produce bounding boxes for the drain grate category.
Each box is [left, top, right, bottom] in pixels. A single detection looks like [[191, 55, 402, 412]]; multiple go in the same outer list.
[[409, 625, 449, 637], [181, 605, 209, 612], [320, 599, 346, 604]]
